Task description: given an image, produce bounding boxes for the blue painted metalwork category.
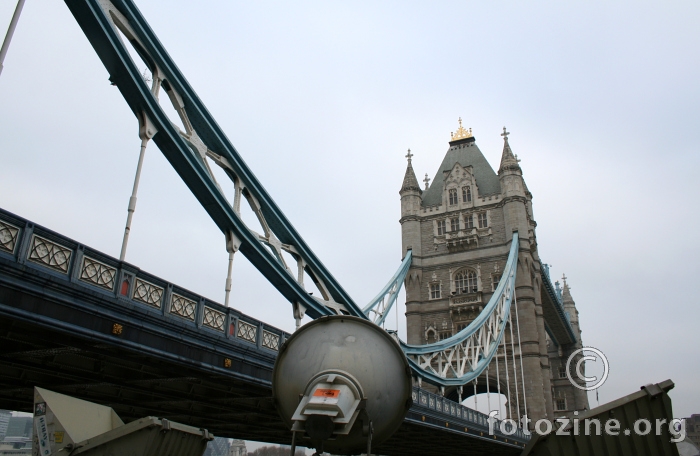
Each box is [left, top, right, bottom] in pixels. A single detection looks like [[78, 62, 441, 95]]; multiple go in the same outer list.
[[399, 234, 519, 387], [64, 0, 365, 320], [61, 0, 575, 392], [409, 386, 529, 444], [0, 206, 531, 450], [540, 263, 577, 343], [0, 207, 288, 385], [363, 250, 412, 326]]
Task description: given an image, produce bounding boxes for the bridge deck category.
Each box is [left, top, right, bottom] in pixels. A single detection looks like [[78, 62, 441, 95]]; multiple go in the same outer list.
[[0, 207, 527, 454]]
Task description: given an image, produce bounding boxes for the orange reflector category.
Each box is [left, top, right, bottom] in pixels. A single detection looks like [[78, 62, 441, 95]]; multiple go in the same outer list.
[[313, 388, 340, 398]]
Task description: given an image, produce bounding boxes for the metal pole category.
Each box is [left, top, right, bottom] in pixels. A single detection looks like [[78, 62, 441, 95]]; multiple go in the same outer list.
[[224, 249, 234, 306], [396, 290, 399, 333], [486, 366, 491, 414], [495, 345, 502, 418], [224, 230, 239, 307], [514, 291, 528, 424], [289, 431, 297, 456], [508, 310, 521, 425], [0, 0, 26, 77], [502, 326, 512, 419], [120, 137, 149, 261]]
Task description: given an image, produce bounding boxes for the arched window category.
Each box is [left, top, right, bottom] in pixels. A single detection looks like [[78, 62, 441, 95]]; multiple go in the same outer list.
[[462, 186, 471, 202], [449, 189, 458, 205], [455, 270, 478, 294]]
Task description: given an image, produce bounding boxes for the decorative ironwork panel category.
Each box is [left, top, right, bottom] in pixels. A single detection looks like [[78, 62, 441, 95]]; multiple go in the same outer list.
[[237, 320, 257, 343], [261, 330, 279, 351], [420, 392, 427, 406], [133, 278, 163, 308], [436, 399, 442, 411], [27, 235, 72, 273], [80, 256, 116, 290], [411, 390, 418, 402], [170, 293, 196, 320], [429, 397, 435, 409], [203, 306, 225, 331], [0, 221, 20, 254]]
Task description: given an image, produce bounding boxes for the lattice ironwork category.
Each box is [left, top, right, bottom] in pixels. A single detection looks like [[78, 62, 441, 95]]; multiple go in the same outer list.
[[27, 235, 72, 273], [401, 233, 519, 387], [261, 330, 280, 351], [133, 278, 163, 308], [203, 306, 225, 331], [363, 250, 412, 326], [237, 320, 257, 343], [170, 293, 196, 320], [80, 256, 116, 290], [66, 0, 366, 321], [0, 221, 20, 254]]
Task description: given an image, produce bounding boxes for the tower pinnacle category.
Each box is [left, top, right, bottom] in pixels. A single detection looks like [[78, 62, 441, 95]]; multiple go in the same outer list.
[[498, 126, 520, 173], [400, 149, 421, 194], [423, 173, 430, 190]]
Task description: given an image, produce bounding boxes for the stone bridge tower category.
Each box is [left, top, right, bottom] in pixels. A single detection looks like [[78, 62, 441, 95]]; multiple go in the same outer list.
[[399, 120, 587, 422]]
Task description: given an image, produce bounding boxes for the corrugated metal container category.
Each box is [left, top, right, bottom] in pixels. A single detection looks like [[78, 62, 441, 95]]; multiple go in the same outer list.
[[522, 379, 680, 456], [71, 417, 212, 456]]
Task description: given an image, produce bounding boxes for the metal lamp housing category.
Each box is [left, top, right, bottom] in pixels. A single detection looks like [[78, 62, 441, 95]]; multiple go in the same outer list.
[[272, 316, 412, 454]]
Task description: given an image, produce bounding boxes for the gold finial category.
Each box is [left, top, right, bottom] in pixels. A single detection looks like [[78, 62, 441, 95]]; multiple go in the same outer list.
[[450, 117, 473, 141]]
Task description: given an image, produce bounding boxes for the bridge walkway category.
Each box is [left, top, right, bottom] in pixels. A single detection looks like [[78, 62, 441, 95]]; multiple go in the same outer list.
[[0, 207, 527, 455]]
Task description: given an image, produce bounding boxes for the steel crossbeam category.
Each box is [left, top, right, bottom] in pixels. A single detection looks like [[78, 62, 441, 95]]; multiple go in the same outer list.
[[65, 0, 365, 320], [363, 250, 412, 326], [65, 0, 536, 389], [401, 233, 519, 387]]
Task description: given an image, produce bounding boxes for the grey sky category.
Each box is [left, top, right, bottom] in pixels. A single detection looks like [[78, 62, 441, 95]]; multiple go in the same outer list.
[[1, 0, 698, 436]]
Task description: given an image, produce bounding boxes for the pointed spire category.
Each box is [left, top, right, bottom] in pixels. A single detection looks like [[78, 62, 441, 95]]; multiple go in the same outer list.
[[561, 274, 573, 300], [401, 148, 422, 194], [498, 126, 520, 173]]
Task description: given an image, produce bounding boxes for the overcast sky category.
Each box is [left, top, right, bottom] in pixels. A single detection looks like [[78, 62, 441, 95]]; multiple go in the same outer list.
[[1, 0, 699, 439]]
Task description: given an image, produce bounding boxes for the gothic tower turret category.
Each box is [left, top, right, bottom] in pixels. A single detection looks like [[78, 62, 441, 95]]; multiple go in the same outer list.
[[498, 127, 530, 237], [400, 149, 424, 345], [559, 275, 589, 410], [397, 120, 587, 423], [400, 149, 423, 257]]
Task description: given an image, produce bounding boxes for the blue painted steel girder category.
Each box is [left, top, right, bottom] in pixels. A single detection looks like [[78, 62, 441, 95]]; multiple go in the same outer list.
[[65, 0, 365, 319]]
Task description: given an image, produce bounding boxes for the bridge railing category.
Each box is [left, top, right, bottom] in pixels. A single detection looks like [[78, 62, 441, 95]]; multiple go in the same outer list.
[[0, 207, 290, 353], [411, 386, 530, 443]]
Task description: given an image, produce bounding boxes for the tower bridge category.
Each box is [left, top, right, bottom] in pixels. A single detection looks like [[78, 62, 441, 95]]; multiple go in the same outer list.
[[0, 206, 528, 455], [0, 0, 597, 454]]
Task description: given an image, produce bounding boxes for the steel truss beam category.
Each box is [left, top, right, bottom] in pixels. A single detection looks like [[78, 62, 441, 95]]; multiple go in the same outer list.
[[64, 0, 533, 390], [401, 233, 519, 387], [363, 250, 412, 326], [65, 0, 364, 319]]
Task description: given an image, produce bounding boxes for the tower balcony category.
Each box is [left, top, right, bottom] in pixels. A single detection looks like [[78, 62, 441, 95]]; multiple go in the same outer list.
[[443, 229, 484, 251]]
